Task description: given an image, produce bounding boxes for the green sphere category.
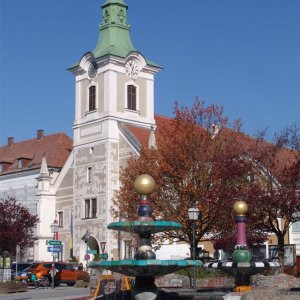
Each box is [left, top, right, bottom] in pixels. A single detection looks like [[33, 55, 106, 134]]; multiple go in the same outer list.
[[232, 249, 252, 263]]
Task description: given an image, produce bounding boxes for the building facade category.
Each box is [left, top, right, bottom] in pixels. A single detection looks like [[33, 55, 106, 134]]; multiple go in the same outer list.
[[0, 131, 72, 261], [1, 0, 299, 264]]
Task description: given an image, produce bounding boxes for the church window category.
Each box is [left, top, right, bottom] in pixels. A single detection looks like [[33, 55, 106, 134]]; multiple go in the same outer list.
[[91, 198, 97, 218], [87, 167, 92, 183], [127, 85, 136, 110], [85, 199, 91, 218], [84, 198, 97, 219], [58, 211, 63, 227], [89, 86, 96, 111]]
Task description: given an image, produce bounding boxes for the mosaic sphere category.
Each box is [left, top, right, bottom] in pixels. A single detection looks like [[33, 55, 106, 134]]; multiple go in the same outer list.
[[134, 174, 155, 195], [137, 205, 152, 217], [233, 200, 248, 216], [232, 249, 252, 263]]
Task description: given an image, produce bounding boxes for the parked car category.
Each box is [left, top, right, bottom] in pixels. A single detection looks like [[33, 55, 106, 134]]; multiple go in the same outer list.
[[18, 262, 89, 286], [11, 262, 33, 280]]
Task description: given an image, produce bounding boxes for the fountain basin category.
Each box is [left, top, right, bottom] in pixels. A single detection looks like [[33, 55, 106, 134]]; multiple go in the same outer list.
[[204, 260, 280, 287], [89, 259, 201, 277], [108, 220, 182, 234], [204, 261, 280, 276]]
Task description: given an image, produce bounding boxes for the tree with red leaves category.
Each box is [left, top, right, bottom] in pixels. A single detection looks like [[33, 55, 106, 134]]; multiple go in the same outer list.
[[0, 197, 39, 258], [113, 99, 265, 255], [246, 124, 300, 271]]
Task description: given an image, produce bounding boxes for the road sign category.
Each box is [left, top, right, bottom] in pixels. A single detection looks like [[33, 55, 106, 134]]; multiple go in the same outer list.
[[84, 254, 90, 261], [87, 249, 97, 254], [49, 240, 62, 246], [100, 253, 108, 260], [47, 246, 62, 253], [51, 253, 59, 258], [100, 241, 106, 253]]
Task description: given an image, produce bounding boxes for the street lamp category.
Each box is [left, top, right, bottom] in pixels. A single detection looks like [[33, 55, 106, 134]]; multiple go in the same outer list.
[[50, 220, 59, 289], [82, 231, 90, 268], [188, 207, 200, 289]]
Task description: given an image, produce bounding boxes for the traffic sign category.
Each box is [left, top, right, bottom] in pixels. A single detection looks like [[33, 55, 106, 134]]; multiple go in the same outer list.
[[100, 253, 108, 260], [49, 240, 62, 246], [87, 249, 97, 254], [84, 254, 90, 261], [47, 246, 62, 253]]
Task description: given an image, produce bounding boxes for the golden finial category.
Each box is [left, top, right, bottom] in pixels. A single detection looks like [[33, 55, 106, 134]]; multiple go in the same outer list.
[[134, 174, 155, 195], [233, 200, 248, 216]]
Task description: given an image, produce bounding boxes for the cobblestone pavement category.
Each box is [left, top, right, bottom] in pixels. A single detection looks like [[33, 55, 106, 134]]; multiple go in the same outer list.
[[0, 285, 91, 300]]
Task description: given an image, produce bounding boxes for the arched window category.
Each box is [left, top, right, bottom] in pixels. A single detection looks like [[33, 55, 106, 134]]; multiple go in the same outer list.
[[127, 85, 136, 110], [89, 86, 96, 111]]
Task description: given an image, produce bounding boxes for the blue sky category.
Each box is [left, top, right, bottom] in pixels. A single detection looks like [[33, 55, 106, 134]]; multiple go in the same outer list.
[[1, 0, 299, 145]]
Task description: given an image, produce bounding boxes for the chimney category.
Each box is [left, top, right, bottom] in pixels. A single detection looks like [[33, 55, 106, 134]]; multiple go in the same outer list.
[[7, 137, 14, 146], [37, 129, 44, 140]]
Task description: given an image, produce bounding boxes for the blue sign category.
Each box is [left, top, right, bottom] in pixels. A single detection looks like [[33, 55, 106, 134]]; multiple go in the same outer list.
[[47, 246, 62, 253]]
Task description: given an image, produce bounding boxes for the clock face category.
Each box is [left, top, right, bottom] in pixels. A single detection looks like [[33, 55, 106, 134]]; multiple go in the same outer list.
[[88, 61, 98, 78], [125, 59, 140, 79]]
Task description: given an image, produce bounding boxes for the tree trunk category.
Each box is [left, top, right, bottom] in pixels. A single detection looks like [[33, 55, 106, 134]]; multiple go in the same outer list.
[[277, 234, 285, 273]]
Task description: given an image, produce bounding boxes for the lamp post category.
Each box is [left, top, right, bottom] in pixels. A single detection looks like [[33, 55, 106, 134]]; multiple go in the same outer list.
[[82, 231, 90, 269], [188, 207, 199, 289], [50, 220, 59, 289]]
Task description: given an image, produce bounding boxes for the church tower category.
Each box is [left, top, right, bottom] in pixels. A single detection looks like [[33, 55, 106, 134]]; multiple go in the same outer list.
[[68, 0, 161, 262]]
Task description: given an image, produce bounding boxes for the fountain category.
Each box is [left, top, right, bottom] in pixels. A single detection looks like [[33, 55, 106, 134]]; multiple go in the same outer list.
[[89, 174, 201, 299], [204, 200, 280, 292]]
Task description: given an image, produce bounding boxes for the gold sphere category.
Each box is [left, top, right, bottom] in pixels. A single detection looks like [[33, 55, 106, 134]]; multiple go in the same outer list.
[[233, 200, 248, 216], [134, 174, 155, 195]]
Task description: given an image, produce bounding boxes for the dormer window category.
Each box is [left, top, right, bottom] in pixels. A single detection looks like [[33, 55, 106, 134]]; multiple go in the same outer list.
[[89, 86, 96, 111], [0, 159, 13, 172], [18, 159, 23, 169], [127, 85, 136, 110], [16, 154, 33, 169]]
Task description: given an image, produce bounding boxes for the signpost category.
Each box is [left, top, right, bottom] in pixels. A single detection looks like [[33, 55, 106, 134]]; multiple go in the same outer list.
[[100, 253, 108, 260], [47, 246, 62, 253], [48, 240, 62, 246]]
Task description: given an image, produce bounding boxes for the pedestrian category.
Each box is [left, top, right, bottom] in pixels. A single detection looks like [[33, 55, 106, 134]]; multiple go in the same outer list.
[[78, 263, 83, 270]]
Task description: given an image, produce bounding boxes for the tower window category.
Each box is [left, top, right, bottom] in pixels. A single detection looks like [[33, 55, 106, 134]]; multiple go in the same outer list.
[[84, 198, 97, 219], [85, 199, 90, 218], [87, 167, 92, 183], [89, 86, 96, 111], [58, 211, 63, 227], [127, 85, 136, 110], [91, 198, 97, 218]]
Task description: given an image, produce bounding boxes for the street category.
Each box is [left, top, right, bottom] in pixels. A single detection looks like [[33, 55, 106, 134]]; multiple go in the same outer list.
[[0, 285, 91, 300]]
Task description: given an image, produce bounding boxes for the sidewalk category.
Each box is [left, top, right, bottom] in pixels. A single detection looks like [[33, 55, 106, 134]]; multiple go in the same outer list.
[[0, 286, 92, 300]]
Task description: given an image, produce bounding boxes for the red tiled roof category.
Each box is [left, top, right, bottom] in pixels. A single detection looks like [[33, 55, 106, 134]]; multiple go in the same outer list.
[[125, 114, 172, 148], [125, 114, 297, 174], [0, 132, 73, 174]]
